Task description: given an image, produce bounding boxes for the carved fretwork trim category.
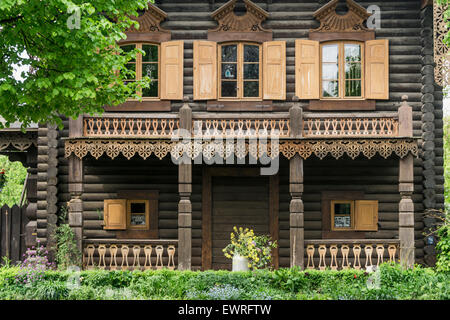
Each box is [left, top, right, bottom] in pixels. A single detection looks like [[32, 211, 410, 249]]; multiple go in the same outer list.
[[434, 2, 449, 87], [127, 3, 169, 34], [65, 138, 418, 161], [312, 0, 371, 32], [0, 132, 37, 151], [210, 0, 270, 33]]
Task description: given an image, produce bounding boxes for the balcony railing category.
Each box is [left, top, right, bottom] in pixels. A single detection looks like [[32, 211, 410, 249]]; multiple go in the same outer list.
[[80, 112, 401, 139], [83, 239, 178, 271], [302, 112, 399, 138], [304, 239, 400, 271]]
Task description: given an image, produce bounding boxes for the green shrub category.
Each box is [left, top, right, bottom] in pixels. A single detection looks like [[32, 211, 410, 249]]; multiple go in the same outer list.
[[0, 263, 448, 300]]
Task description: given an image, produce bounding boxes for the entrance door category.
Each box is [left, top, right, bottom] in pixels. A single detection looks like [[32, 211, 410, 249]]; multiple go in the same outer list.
[[201, 168, 279, 271], [211, 176, 270, 270]]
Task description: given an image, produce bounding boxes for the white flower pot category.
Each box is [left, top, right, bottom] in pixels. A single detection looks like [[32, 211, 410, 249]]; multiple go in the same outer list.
[[232, 254, 249, 272]]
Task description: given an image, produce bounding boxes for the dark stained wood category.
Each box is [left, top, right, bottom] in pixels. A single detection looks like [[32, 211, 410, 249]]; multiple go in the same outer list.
[[309, 31, 375, 42], [104, 100, 171, 112], [11, 206, 21, 263], [207, 31, 273, 42], [269, 175, 279, 269], [207, 100, 273, 111], [306, 100, 376, 111], [201, 167, 212, 270], [118, 32, 171, 44]]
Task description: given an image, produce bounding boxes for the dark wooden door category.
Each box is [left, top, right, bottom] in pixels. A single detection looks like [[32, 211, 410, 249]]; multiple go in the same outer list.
[[211, 176, 270, 270]]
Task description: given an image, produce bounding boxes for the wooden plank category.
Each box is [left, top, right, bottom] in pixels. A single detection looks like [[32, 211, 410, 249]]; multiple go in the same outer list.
[[201, 168, 212, 270], [11, 206, 21, 263]]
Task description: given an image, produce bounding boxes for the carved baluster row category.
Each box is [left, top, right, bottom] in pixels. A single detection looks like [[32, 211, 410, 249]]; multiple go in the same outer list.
[[84, 244, 177, 270], [83, 118, 179, 137], [302, 118, 399, 137], [305, 243, 398, 270]]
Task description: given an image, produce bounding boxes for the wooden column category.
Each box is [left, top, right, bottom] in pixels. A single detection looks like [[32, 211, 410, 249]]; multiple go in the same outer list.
[[398, 96, 415, 268], [178, 97, 192, 270], [68, 116, 84, 254], [25, 149, 38, 248], [289, 97, 304, 268]]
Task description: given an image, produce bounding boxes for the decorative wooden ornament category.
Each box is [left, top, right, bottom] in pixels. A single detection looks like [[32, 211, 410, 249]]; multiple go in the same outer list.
[[306, 244, 315, 269], [144, 245, 153, 270], [127, 3, 169, 34], [318, 244, 327, 270], [155, 245, 164, 270], [121, 245, 129, 271], [167, 245, 176, 270], [109, 245, 118, 270], [132, 245, 141, 270], [376, 244, 384, 266], [364, 245, 373, 269], [329, 244, 338, 270], [353, 244, 361, 270], [98, 245, 107, 269], [341, 244, 350, 269], [86, 245, 95, 270], [388, 244, 397, 263], [312, 0, 372, 32], [210, 0, 270, 33]]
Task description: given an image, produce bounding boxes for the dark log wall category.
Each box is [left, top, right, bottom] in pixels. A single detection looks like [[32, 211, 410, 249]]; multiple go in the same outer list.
[[44, 0, 442, 267]]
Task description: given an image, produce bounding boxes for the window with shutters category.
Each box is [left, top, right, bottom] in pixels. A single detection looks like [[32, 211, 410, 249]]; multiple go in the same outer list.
[[103, 190, 159, 238], [330, 200, 378, 232], [193, 40, 286, 102], [296, 39, 389, 102], [121, 43, 160, 99]]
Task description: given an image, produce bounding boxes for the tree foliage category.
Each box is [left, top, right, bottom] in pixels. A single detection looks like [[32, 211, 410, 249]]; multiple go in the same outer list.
[[0, 0, 154, 128], [0, 155, 27, 207]]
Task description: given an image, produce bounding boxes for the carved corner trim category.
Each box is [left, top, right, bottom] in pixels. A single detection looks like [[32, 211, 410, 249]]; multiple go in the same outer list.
[[312, 0, 371, 33]]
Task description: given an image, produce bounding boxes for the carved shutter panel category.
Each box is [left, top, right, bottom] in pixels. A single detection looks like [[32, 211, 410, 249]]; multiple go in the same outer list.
[[355, 200, 378, 231], [161, 41, 184, 100], [295, 40, 319, 100], [104, 199, 127, 230], [193, 41, 217, 100], [263, 41, 286, 100], [365, 39, 389, 100]]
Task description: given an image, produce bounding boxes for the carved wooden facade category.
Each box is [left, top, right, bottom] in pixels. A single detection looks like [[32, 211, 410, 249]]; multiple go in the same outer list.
[[4, 0, 444, 271]]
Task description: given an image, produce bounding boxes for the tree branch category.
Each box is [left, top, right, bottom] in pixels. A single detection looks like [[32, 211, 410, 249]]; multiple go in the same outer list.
[[0, 15, 23, 25]]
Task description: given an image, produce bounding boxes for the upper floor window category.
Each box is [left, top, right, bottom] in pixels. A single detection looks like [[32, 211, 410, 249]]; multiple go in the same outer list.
[[121, 43, 160, 99], [321, 42, 364, 99], [219, 42, 262, 100]]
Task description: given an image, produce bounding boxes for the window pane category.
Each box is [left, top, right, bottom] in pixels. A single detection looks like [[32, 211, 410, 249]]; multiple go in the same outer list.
[[334, 203, 351, 214], [124, 63, 136, 80], [345, 63, 361, 79], [142, 63, 158, 79], [221, 45, 237, 62], [221, 63, 237, 79], [130, 202, 146, 213], [322, 63, 338, 80], [322, 81, 339, 97], [334, 216, 351, 228], [221, 81, 237, 97], [244, 81, 259, 97], [244, 63, 259, 80], [345, 80, 361, 97], [142, 81, 158, 97], [345, 44, 361, 62], [130, 214, 146, 226], [142, 45, 158, 62], [121, 45, 136, 62], [322, 44, 338, 63], [244, 45, 259, 62]]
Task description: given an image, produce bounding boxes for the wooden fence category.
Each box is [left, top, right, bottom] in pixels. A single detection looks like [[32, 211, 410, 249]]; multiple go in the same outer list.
[[0, 205, 27, 265]]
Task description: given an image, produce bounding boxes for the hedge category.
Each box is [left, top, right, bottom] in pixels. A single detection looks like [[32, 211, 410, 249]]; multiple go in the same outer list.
[[0, 263, 449, 300]]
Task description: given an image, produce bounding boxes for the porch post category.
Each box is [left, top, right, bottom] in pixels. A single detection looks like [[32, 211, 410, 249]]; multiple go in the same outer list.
[[178, 97, 192, 270], [68, 116, 84, 256], [398, 95, 415, 268], [289, 97, 304, 268]]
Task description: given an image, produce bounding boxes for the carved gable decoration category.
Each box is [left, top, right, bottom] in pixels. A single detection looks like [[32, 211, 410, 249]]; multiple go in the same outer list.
[[312, 0, 371, 32], [210, 0, 270, 33], [127, 3, 169, 34]]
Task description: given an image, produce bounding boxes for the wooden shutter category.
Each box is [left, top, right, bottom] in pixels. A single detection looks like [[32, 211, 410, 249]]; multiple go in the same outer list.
[[161, 41, 184, 100], [193, 41, 217, 100], [295, 40, 319, 100], [365, 39, 389, 100], [355, 200, 378, 231], [263, 41, 286, 100], [104, 199, 127, 230]]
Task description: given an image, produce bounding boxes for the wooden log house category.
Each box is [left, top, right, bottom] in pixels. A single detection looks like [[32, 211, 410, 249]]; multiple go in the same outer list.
[[0, 0, 445, 271]]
